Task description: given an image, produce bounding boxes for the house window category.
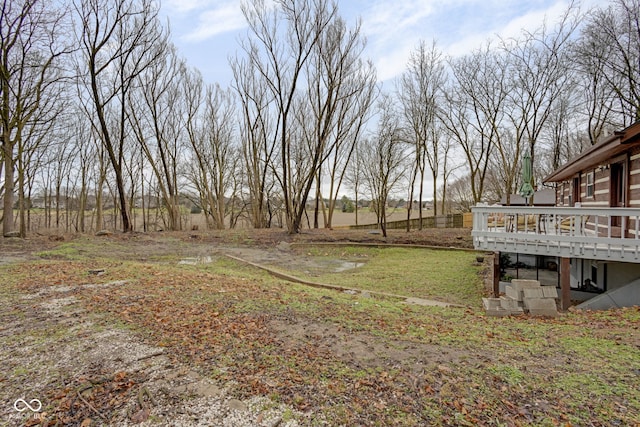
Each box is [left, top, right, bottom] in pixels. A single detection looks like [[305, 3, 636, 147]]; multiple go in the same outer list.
[[586, 171, 595, 198]]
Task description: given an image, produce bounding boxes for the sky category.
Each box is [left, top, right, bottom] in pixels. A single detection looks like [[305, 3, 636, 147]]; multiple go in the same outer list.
[[159, 0, 599, 87]]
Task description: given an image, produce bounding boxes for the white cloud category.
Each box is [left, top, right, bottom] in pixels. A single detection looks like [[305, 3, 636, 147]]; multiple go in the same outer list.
[[499, 1, 569, 40], [361, 0, 434, 41], [162, 0, 590, 85], [329, 0, 581, 82], [357, 0, 437, 82], [163, 0, 213, 14], [444, 0, 574, 57], [374, 44, 414, 82], [181, 3, 247, 42]]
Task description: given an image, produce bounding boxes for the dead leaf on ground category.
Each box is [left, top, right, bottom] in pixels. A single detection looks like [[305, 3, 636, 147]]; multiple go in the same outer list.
[[130, 407, 150, 424]]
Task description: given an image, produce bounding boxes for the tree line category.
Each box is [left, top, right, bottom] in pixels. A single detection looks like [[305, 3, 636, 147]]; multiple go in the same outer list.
[[1, 0, 638, 236]]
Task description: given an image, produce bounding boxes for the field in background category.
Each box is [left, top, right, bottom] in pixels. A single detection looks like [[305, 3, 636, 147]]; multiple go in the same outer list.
[[1, 207, 438, 233]]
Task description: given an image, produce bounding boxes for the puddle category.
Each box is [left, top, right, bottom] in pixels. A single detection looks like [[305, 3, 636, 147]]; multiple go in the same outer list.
[[333, 261, 365, 272], [178, 256, 213, 265], [0, 256, 26, 265]]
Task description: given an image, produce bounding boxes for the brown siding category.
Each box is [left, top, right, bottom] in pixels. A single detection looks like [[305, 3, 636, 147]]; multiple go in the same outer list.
[[557, 182, 570, 206], [630, 150, 640, 206], [580, 169, 610, 208]]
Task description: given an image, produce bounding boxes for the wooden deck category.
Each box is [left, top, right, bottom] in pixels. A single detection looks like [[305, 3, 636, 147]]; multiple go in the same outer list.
[[472, 205, 640, 263]]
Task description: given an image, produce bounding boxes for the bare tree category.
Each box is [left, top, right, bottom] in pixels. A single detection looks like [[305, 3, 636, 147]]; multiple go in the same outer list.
[[578, 0, 640, 126], [500, 5, 579, 180], [540, 93, 579, 174], [433, 122, 457, 215], [18, 96, 65, 234], [398, 40, 446, 227], [445, 45, 515, 204], [0, 0, 68, 236], [440, 6, 578, 205], [440, 73, 494, 205], [344, 138, 364, 226], [74, 0, 165, 232], [573, 23, 621, 144], [231, 53, 276, 229], [128, 42, 185, 231], [236, 0, 338, 233], [304, 16, 377, 229], [442, 174, 475, 213], [48, 134, 75, 230], [359, 95, 407, 237], [73, 118, 97, 232], [184, 80, 238, 230]]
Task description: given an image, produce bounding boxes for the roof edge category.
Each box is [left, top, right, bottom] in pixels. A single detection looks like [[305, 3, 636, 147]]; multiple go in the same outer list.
[[544, 121, 640, 183]]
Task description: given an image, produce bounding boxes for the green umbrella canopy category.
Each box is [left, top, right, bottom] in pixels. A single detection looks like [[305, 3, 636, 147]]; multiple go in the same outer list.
[[519, 151, 535, 200]]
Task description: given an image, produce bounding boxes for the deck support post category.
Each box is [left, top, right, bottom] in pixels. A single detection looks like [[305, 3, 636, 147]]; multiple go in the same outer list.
[[560, 257, 571, 311], [493, 252, 500, 297]]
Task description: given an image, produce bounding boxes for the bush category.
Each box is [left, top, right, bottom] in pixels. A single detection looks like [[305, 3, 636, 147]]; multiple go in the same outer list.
[[340, 196, 355, 213]]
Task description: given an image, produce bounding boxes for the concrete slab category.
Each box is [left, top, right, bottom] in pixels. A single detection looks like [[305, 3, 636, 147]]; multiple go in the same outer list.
[[499, 296, 520, 310], [542, 286, 559, 299], [525, 298, 558, 317], [485, 308, 511, 317], [483, 298, 502, 310], [505, 285, 520, 301], [523, 288, 545, 299], [512, 279, 541, 293]]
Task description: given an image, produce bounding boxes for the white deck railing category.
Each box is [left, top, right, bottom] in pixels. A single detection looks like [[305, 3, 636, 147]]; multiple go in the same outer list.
[[472, 205, 640, 263]]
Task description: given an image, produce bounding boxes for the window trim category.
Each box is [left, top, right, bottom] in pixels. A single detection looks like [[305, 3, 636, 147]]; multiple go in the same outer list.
[[586, 170, 595, 198]]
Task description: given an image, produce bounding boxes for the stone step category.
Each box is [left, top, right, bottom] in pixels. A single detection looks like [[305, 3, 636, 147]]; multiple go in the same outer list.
[[524, 297, 558, 317]]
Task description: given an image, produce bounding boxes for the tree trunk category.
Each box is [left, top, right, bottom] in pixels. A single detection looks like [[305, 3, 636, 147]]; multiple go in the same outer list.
[[2, 139, 13, 236], [418, 177, 424, 230], [406, 165, 417, 232], [18, 155, 26, 237]]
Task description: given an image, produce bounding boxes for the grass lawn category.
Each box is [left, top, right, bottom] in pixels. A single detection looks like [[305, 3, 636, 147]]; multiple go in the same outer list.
[[1, 235, 639, 426], [288, 246, 483, 306]]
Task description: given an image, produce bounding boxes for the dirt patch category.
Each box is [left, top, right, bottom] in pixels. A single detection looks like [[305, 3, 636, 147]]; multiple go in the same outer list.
[[0, 236, 58, 265], [269, 318, 466, 370], [219, 246, 362, 276], [192, 227, 475, 249], [0, 281, 299, 426]]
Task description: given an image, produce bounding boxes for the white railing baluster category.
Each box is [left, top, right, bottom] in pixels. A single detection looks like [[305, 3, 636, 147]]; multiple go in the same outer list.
[[635, 215, 640, 259], [470, 205, 640, 263], [593, 214, 598, 256], [621, 214, 627, 259], [607, 215, 612, 257]]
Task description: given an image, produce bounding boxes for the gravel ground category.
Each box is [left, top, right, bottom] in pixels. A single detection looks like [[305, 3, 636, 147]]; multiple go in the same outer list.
[[1, 277, 304, 426]]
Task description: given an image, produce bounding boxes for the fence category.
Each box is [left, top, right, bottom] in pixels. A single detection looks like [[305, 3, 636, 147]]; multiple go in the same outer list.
[[346, 213, 471, 230]]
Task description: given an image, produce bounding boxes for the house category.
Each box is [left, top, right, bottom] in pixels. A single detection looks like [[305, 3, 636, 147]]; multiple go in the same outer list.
[[472, 121, 640, 310]]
